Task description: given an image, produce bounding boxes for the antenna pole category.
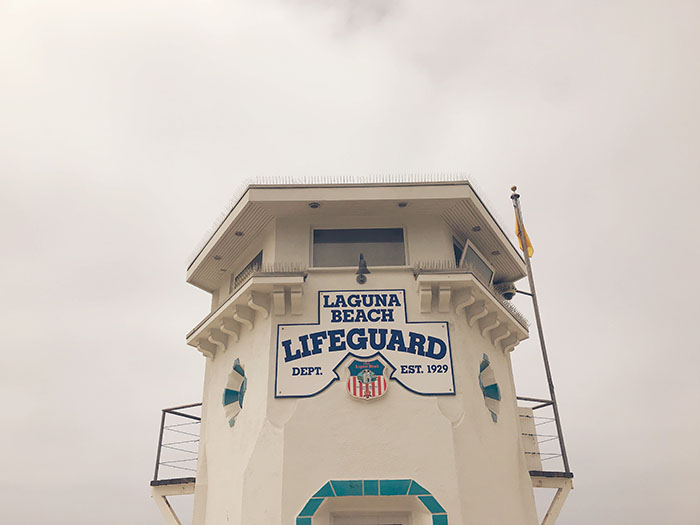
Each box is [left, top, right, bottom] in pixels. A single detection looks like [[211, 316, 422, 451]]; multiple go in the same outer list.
[[510, 187, 570, 473]]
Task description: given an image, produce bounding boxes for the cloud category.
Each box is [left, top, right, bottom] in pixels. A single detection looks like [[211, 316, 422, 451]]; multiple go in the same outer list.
[[1, 1, 699, 523]]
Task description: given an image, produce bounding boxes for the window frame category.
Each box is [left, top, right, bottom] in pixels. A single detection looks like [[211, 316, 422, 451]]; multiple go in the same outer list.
[[459, 239, 495, 286], [310, 226, 409, 269]]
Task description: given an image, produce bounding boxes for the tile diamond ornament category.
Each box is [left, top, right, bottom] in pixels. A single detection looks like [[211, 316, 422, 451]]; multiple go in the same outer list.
[[222, 358, 247, 427], [479, 354, 501, 422]]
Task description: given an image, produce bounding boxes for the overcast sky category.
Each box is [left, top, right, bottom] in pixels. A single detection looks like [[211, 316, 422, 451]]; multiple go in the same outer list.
[[2, 1, 699, 523]]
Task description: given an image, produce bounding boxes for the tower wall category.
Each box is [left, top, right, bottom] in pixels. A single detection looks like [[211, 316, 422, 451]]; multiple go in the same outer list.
[[191, 211, 537, 525]]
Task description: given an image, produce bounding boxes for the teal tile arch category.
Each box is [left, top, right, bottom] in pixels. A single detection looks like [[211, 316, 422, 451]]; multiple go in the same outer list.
[[296, 479, 448, 524]]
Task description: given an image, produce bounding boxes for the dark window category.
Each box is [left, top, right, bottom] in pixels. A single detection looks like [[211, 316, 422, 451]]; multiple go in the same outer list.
[[453, 237, 464, 266], [313, 228, 405, 267], [230, 251, 263, 293]]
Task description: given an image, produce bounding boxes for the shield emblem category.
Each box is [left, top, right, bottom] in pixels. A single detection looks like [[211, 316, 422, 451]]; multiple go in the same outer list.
[[346, 359, 388, 400]]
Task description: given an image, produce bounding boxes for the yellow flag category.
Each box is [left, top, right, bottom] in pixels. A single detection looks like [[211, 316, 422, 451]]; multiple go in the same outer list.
[[515, 211, 534, 257]]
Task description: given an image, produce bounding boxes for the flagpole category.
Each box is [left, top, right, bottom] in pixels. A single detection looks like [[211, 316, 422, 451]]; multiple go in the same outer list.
[[511, 186, 570, 474]]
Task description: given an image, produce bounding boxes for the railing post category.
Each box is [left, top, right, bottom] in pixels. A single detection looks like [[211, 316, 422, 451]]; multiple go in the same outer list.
[[153, 410, 167, 481]]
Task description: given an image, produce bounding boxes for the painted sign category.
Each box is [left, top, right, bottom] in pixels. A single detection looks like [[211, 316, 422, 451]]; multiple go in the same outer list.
[[275, 290, 454, 398]]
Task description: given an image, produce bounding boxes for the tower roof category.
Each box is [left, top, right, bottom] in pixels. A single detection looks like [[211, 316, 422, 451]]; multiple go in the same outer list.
[[187, 179, 526, 291]]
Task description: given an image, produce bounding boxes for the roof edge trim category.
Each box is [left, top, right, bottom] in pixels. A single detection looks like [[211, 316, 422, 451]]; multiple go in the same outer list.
[[186, 173, 472, 269]]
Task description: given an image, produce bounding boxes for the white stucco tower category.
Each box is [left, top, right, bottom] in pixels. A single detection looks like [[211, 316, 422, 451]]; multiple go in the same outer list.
[[150, 179, 573, 525]]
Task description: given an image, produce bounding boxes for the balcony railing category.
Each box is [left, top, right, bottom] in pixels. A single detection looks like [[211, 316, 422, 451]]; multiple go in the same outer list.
[[151, 403, 202, 485], [517, 396, 572, 478]]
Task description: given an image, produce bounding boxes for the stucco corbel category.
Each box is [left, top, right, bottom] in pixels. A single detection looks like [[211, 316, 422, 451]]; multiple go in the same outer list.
[[197, 339, 217, 359], [218, 317, 240, 342], [208, 329, 228, 351], [272, 286, 286, 315], [466, 301, 488, 327], [419, 284, 432, 313], [290, 285, 303, 316], [453, 288, 475, 315], [248, 291, 271, 319], [437, 284, 451, 313], [233, 305, 255, 330], [490, 325, 511, 347], [479, 312, 500, 337], [500, 333, 522, 353]]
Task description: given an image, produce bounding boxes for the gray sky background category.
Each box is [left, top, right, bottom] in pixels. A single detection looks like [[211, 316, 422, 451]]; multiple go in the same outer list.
[[1, 1, 699, 523]]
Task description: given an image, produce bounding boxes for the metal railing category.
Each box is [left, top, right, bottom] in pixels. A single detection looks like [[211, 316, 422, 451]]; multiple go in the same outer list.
[[517, 396, 571, 476], [152, 403, 202, 483]]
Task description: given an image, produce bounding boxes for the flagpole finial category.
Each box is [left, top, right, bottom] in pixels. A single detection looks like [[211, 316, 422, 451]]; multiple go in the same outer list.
[[511, 185, 517, 192], [510, 186, 520, 200]]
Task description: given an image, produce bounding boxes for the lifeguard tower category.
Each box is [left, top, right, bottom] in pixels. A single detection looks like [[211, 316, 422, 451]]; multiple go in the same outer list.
[[150, 178, 573, 525]]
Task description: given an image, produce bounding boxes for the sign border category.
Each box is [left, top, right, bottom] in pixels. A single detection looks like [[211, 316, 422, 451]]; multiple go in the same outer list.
[[273, 289, 456, 398]]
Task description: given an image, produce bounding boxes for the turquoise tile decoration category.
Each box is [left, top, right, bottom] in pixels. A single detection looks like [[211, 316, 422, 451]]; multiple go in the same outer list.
[[419, 495, 446, 514], [408, 481, 430, 495], [298, 479, 447, 523], [331, 480, 363, 496], [233, 360, 245, 377], [222, 358, 247, 428], [479, 353, 490, 372], [313, 482, 335, 498], [479, 353, 500, 423], [298, 497, 324, 517], [363, 479, 379, 495], [379, 479, 412, 495], [222, 389, 239, 405], [483, 384, 501, 401]]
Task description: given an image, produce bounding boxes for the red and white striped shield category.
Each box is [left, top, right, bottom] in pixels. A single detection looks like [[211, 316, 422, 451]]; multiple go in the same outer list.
[[346, 359, 388, 400]]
